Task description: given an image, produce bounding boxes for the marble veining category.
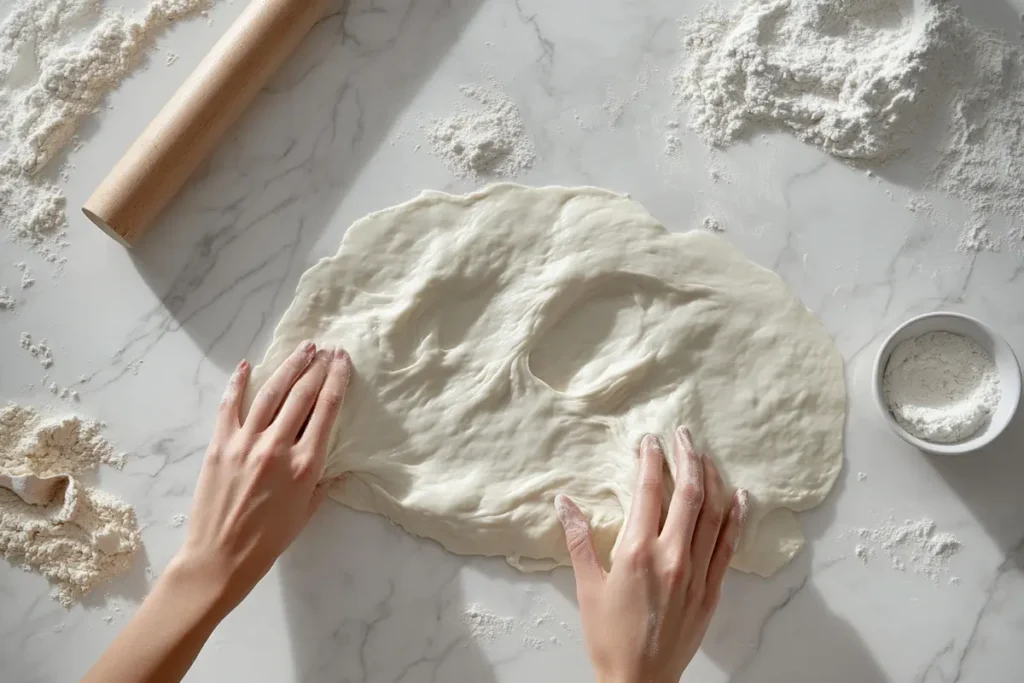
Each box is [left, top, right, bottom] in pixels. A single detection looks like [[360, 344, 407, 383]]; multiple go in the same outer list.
[[1, 0, 1023, 680]]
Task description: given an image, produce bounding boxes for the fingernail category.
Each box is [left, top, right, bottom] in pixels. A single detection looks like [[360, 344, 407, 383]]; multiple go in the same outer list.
[[733, 489, 750, 551], [640, 434, 661, 454], [736, 489, 750, 522], [300, 340, 315, 354], [334, 348, 349, 361], [237, 359, 249, 372], [554, 494, 573, 523], [676, 425, 692, 443]]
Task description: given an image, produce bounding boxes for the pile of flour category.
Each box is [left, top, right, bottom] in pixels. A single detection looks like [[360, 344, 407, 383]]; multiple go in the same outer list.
[[0, 403, 138, 606], [424, 84, 535, 180], [0, 0, 214, 257], [676, 0, 1024, 248], [849, 516, 962, 581], [676, 0, 956, 162], [882, 331, 1000, 443]]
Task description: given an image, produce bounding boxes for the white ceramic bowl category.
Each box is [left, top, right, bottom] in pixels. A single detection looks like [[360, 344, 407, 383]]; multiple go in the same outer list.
[[872, 312, 1021, 455]]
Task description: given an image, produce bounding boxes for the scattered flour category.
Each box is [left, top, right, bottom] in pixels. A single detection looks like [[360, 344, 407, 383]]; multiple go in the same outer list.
[[15, 261, 34, 289], [169, 512, 187, 528], [424, 84, 535, 180], [0, 0, 215, 257], [0, 403, 138, 605], [601, 60, 657, 125], [855, 544, 872, 563], [857, 471, 868, 482], [882, 331, 1000, 443], [848, 516, 962, 582], [19, 332, 54, 369], [462, 603, 516, 643], [676, 0, 1024, 252], [702, 216, 725, 233], [0, 286, 14, 311], [461, 601, 579, 650]]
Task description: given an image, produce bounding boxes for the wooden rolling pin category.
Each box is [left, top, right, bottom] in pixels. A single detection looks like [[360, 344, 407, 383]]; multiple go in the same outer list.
[[83, 0, 331, 247]]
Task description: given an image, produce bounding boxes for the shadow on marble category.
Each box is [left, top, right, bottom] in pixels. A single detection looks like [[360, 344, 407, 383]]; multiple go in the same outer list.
[[923, 401, 1024, 571], [696, 451, 892, 681], [120, 0, 486, 373], [704, 564, 890, 682], [278, 503, 498, 683]]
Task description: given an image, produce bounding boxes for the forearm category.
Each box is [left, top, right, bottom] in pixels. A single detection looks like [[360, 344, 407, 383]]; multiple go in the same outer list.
[[83, 554, 231, 683]]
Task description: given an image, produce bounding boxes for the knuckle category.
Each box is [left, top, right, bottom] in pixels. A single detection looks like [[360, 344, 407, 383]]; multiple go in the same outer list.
[[257, 387, 280, 408], [292, 387, 317, 406], [662, 559, 689, 586], [293, 460, 317, 482], [639, 475, 662, 493], [678, 482, 704, 506], [321, 390, 342, 409], [624, 541, 655, 568], [703, 512, 725, 532], [565, 529, 591, 555]]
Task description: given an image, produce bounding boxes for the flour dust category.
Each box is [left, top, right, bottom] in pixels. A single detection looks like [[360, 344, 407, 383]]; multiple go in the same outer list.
[[462, 600, 581, 651], [845, 515, 962, 582], [0, 403, 138, 606], [675, 0, 1024, 253], [0, 0, 215, 260], [424, 83, 535, 180]]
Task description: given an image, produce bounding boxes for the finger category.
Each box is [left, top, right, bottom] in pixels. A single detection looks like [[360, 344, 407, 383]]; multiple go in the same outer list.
[[622, 434, 665, 542], [216, 359, 249, 438], [555, 494, 605, 594], [246, 340, 317, 432], [298, 348, 353, 470], [687, 453, 729, 586], [703, 489, 750, 607], [272, 348, 332, 443], [660, 426, 705, 549]]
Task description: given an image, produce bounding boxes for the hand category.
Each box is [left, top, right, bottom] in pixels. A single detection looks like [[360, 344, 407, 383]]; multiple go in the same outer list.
[[556, 427, 749, 683], [171, 341, 352, 616]]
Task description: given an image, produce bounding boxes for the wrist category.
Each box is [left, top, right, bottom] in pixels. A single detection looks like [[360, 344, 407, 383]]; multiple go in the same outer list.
[[159, 549, 237, 624]]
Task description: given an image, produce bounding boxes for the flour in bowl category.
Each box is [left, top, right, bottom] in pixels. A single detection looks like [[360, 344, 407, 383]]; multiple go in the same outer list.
[[882, 331, 1000, 443]]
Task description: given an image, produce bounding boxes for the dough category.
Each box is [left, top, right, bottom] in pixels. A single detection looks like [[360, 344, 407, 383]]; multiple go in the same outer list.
[[248, 185, 845, 576]]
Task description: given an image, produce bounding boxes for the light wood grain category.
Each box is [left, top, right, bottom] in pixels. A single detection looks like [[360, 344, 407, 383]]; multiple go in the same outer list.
[[83, 0, 331, 247]]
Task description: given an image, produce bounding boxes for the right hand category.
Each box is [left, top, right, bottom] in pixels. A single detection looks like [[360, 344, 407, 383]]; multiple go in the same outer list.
[[556, 427, 748, 683], [172, 341, 352, 616]]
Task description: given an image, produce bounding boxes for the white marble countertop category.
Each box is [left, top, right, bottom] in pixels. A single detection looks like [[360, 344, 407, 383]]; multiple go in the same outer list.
[[3, 0, 1024, 680]]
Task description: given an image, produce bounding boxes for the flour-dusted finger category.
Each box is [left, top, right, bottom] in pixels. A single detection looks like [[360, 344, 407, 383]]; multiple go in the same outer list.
[[216, 360, 249, 438], [622, 434, 666, 544], [555, 494, 605, 596], [246, 340, 316, 433], [703, 489, 749, 609], [272, 348, 332, 445], [687, 454, 729, 587], [299, 348, 353, 472], [660, 426, 705, 552]]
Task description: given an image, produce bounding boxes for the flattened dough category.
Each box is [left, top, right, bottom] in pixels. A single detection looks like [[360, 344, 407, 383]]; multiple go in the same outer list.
[[248, 184, 845, 576]]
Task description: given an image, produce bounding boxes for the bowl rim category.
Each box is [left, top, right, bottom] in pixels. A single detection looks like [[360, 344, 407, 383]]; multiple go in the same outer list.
[[872, 311, 1022, 455]]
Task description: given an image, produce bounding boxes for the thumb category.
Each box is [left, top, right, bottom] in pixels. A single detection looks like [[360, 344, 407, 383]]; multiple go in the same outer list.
[[555, 494, 604, 589]]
